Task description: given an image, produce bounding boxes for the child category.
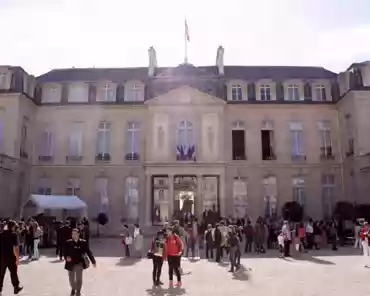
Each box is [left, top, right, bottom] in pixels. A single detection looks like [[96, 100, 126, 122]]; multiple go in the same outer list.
[[277, 231, 284, 258]]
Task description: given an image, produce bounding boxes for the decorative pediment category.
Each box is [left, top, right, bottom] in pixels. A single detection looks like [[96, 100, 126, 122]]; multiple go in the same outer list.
[[146, 86, 225, 106]]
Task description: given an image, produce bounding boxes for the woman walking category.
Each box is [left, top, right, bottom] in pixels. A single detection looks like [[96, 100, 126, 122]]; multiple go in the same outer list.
[[64, 228, 96, 296], [150, 230, 167, 286], [32, 222, 43, 260]]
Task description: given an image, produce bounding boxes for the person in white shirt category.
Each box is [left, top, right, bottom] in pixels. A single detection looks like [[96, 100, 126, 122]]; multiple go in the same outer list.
[[281, 221, 291, 257], [306, 220, 314, 250]]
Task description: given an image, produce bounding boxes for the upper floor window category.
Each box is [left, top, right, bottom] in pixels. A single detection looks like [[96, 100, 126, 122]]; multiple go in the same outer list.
[[68, 84, 88, 103], [42, 85, 61, 103], [263, 176, 277, 218], [260, 84, 272, 101], [314, 85, 327, 101], [96, 122, 111, 161], [66, 178, 80, 196], [38, 177, 52, 195], [322, 174, 334, 218], [38, 130, 54, 161], [292, 177, 306, 206], [289, 121, 305, 159], [97, 83, 115, 102], [232, 120, 246, 160], [132, 83, 143, 101], [318, 121, 333, 159], [231, 84, 243, 101], [177, 120, 196, 161], [0, 72, 9, 89], [286, 84, 300, 101], [20, 117, 28, 159], [126, 122, 140, 160], [68, 123, 83, 159], [261, 120, 276, 160]]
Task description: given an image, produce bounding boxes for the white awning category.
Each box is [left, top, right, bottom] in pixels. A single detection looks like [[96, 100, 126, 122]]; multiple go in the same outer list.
[[24, 195, 87, 210]]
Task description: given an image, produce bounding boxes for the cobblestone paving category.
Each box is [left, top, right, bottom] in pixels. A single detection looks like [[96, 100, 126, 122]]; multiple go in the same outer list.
[[2, 240, 370, 296]]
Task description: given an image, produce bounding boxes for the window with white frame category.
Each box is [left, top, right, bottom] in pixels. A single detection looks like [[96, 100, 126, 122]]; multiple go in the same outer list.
[[263, 176, 277, 217], [39, 130, 54, 158], [322, 174, 334, 218], [289, 121, 305, 157], [0, 72, 8, 89], [125, 177, 139, 220], [315, 85, 326, 101], [38, 177, 52, 195], [293, 177, 306, 206], [66, 178, 80, 196], [177, 120, 195, 161], [287, 84, 300, 101], [131, 83, 143, 101], [231, 84, 243, 101], [260, 84, 272, 101], [126, 122, 140, 160], [318, 121, 332, 157], [42, 85, 61, 103], [96, 177, 109, 212], [68, 84, 88, 102], [233, 178, 248, 218], [68, 123, 83, 157], [96, 122, 111, 158], [97, 83, 115, 102]]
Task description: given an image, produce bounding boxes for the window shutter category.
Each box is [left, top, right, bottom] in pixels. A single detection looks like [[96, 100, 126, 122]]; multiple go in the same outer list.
[[88, 85, 97, 102], [223, 84, 228, 100], [116, 85, 125, 102], [34, 85, 43, 104], [247, 83, 256, 101], [303, 83, 312, 101], [353, 68, 363, 89], [331, 82, 339, 102], [322, 87, 327, 101], [61, 84, 69, 104], [275, 82, 284, 101]]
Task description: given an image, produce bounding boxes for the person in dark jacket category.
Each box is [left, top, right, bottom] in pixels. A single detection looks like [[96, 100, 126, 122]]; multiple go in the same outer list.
[[204, 224, 214, 259], [244, 220, 254, 253], [64, 228, 96, 296], [214, 224, 222, 262]]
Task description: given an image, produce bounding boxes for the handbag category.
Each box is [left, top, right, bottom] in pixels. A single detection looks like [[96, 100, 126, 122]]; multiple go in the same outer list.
[[125, 236, 133, 245], [147, 251, 154, 259]]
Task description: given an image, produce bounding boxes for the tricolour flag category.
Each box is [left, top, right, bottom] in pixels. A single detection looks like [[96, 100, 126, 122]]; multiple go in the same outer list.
[[185, 20, 190, 42]]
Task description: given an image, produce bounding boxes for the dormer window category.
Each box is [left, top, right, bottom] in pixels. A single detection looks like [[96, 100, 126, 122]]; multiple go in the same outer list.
[[0, 72, 9, 90], [68, 83, 88, 103], [260, 84, 271, 101], [231, 84, 243, 101], [314, 84, 327, 101], [132, 83, 143, 101], [42, 84, 61, 103], [125, 81, 144, 102], [97, 82, 116, 102], [286, 84, 300, 101]]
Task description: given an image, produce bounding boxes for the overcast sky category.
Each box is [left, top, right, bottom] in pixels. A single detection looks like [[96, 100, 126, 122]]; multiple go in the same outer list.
[[0, 0, 370, 75]]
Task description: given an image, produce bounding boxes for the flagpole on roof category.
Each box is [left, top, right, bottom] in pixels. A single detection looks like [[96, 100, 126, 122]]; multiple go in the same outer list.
[[184, 19, 189, 64]]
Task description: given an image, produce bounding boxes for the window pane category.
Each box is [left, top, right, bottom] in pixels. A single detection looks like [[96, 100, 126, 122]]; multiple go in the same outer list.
[[125, 177, 139, 220]]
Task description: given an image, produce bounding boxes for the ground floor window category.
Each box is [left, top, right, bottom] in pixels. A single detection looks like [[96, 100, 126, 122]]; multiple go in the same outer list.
[[125, 177, 139, 221], [202, 176, 219, 212], [263, 176, 277, 218], [233, 177, 248, 218], [152, 176, 169, 225]]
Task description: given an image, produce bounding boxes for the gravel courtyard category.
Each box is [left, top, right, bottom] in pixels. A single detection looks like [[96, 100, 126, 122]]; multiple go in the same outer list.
[[1, 239, 369, 296]]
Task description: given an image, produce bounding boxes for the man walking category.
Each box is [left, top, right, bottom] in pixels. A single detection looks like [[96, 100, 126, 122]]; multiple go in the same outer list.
[[0, 220, 23, 295]]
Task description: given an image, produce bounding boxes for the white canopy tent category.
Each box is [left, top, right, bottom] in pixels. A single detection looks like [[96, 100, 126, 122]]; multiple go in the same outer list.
[[21, 194, 87, 218]]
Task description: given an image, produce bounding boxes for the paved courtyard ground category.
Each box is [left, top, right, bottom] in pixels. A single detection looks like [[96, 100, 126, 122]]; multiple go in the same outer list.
[[2, 239, 370, 296]]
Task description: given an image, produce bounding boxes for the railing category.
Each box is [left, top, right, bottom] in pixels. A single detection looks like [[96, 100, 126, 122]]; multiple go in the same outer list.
[[95, 153, 111, 162]]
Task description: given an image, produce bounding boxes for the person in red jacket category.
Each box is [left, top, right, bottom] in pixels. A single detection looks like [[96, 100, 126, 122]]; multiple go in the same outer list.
[[165, 227, 184, 287], [360, 221, 370, 267]]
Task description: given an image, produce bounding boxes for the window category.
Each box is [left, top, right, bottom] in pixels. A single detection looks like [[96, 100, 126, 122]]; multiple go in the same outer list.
[[126, 122, 140, 160], [231, 84, 243, 101], [20, 117, 28, 159], [176, 120, 195, 161], [261, 120, 275, 160], [0, 72, 8, 89], [315, 85, 326, 101], [38, 177, 52, 195], [293, 177, 306, 206], [68, 84, 88, 102], [233, 178, 248, 218], [322, 174, 334, 218], [66, 178, 80, 196], [125, 177, 139, 221], [96, 177, 109, 212], [97, 83, 115, 102], [131, 83, 143, 101], [287, 84, 300, 101], [68, 124, 83, 159], [0, 119, 3, 152], [153, 177, 169, 224], [39, 131, 54, 160], [232, 121, 246, 160], [318, 121, 333, 159], [290, 121, 305, 159], [263, 176, 277, 218], [42, 85, 61, 103], [345, 115, 354, 156], [96, 122, 111, 161], [260, 85, 271, 101]]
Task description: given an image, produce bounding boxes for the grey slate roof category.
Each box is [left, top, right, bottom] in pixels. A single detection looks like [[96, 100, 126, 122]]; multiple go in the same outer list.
[[36, 64, 337, 83]]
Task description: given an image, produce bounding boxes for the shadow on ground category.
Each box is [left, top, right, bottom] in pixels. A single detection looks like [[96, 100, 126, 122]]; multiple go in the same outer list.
[[145, 286, 186, 296], [116, 257, 142, 266]]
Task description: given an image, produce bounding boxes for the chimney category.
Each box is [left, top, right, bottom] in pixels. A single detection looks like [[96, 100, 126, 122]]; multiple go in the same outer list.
[[216, 46, 224, 75], [148, 46, 157, 77]]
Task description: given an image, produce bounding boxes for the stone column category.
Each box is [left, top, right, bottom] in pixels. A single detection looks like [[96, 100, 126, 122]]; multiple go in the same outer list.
[[219, 173, 226, 217], [168, 174, 174, 222], [145, 174, 152, 226], [196, 175, 203, 218]]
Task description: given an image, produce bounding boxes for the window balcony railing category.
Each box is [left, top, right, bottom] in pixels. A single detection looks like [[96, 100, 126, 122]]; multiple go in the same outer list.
[[125, 153, 140, 161], [291, 154, 306, 162], [262, 154, 277, 161], [95, 153, 111, 162], [233, 155, 247, 161], [38, 155, 54, 162], [176, 145, 196, 161], [320, 147, 335, 160], [66, 155, 83, 162]]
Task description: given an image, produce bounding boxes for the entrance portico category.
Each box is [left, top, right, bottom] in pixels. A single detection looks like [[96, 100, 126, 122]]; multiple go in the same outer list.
[[144, 165, 225, 226]]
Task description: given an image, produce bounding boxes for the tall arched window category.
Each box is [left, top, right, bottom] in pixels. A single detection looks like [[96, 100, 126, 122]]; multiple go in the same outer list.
[[176, 120, 196, 161], [263, 176, 277, 218]]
